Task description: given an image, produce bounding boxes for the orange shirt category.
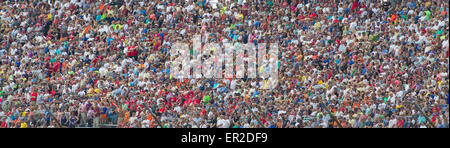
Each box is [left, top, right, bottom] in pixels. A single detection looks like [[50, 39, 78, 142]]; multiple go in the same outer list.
[[83, 26, 91, 34], [138, 64, 145, 68], [125, 112, 130, 122], [390, 14, 397, 22], [99, 4, 105, 10], [62, 62, 67, 69], [148, 115, 152, 121]]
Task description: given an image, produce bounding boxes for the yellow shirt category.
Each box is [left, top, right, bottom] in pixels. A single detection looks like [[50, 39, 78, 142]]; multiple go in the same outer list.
[[237, 14, 243, 19], [425, 2, 431, 7], [20, 122, 28, 128], [87, 88, 94, 94], [137, 64, 145, 68], [314, 22, 321, 30]]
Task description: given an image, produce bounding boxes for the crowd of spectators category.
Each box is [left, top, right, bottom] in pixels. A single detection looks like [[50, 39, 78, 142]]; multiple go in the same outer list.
[[0, 0, 448, 128]]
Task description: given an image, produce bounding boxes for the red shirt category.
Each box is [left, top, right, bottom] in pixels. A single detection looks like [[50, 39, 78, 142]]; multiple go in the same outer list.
[[53, 62, 60, 73], [309, 13, 317, 19], [154, 40, 161, 51], [201, 109, 206, 115], [194, 98, 200, 105], [0, 122, 7, 128], [127, 49, 138, 57], [92, 57, 98, 64], [170, 97, 177, 103], [352, 0, 359, 10], [50, 90, 56, 96], [260, 118, 267, 125], [396, 119, 404, 127], [31, 92, 38, 101], [432, 114, 438, 123]]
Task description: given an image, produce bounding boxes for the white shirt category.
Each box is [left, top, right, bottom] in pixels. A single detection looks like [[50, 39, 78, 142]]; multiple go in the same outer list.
[[129, 116, 137, 124], [142, 120, 149, 128], [217, 118, 230, 128]]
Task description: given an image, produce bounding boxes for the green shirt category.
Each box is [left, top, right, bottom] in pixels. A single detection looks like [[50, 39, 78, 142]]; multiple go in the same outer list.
[[437, 30, 443, 35], [203, 95, 211, 104], [425, 11, 431, 20], [401, 14, 407, 20], [383, 97, 389, 103]]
